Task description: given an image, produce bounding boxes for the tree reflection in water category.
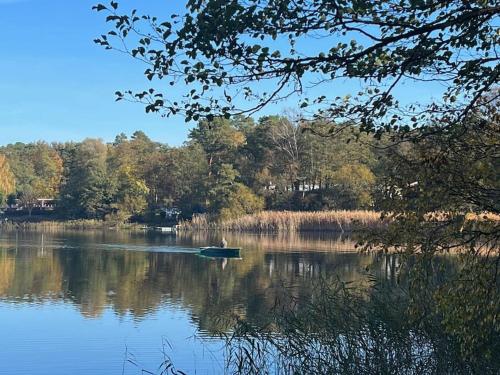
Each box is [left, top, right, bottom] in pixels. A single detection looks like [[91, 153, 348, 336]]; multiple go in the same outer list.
[[0, 230, 496, 373], [0, 230, 395, 328]]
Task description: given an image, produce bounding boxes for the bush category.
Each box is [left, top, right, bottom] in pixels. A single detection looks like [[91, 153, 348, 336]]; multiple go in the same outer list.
[[331, 164, 376, 209], [218, 183, 265, 221]]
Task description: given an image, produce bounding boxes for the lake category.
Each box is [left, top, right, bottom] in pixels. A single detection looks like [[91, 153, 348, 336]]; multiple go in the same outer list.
[[0, 229, 400, 374]]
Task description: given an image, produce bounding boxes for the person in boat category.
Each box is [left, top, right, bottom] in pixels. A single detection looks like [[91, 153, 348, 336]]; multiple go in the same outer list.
[[220, 237, 228, 248]]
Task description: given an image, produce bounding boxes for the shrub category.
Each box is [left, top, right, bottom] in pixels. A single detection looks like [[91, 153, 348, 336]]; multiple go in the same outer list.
[[218, 183, 265, 221], [331, 164, 376, 209]]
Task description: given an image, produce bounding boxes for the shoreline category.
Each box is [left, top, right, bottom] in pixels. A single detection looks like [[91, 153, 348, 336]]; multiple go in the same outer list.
[[0, 219, 146, 231], [178, 210, 385, 233], [0, 210, 385, 234]]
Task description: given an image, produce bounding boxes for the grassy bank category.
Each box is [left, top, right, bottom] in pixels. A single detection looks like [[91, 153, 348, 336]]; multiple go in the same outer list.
[[179, 210, 384, 233], [0, 219, 145, 231]]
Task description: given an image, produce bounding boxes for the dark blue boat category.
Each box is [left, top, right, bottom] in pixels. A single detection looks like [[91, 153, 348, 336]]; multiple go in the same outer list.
[[199, 247, 241, 258]]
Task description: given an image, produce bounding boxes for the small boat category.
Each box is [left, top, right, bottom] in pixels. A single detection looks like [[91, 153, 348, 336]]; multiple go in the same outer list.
[[199, 247, 241, 258]]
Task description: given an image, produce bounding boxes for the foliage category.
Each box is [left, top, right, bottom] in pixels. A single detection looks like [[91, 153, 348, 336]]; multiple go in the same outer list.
[[0, 142, 63, 200], [331, 163, 376, 209], [0, 154, 15, 204], [362, 112, 500, 362], [218, 183, 265, 221], [189, 117, 246, 176], [91, 3, 499, 368], [225, 277, 499, 374], [435, 254, 499, 362], [107, 133, 153, 221], [163, 143, 209, 216], [58, 139, 112, 219], [109, 165, 149, 222], [94, 1, 498, 138], [0, 121, 405, 221]]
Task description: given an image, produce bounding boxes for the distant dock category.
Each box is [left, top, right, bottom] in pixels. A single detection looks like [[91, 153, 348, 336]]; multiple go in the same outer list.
[[152, 226, 177, 233]]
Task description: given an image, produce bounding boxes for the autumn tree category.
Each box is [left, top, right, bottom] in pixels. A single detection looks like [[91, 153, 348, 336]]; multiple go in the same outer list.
[[107, 136, 152, 221], [330, 164, 376, 209], [0, 142, 63, 201], [33, 143, 64, 198], [59, 139, 113, 219], [110, 165, 149, 222], [365, 109, 499, 361], [93, 0, 500, 363], [0, 154, 15, 205], [218, 183, 265, 221]]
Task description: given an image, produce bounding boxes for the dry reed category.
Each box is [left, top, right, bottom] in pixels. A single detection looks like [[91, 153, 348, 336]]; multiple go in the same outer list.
[[179, 210, 385, 233], [0, 219, 144, 231]]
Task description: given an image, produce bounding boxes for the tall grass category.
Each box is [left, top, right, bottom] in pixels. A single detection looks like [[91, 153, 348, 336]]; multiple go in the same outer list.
[[0, 219, 144, 231], [224, 277, 497, 374], [179, 210, 384, 233]]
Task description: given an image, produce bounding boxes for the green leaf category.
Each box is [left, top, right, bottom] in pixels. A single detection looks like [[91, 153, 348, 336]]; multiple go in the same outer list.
[[92, 4, 107, 11]]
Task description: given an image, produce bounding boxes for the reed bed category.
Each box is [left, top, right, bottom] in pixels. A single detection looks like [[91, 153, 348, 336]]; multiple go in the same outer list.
[[0, 219, 144, 231], [179, 210, 385, 233]]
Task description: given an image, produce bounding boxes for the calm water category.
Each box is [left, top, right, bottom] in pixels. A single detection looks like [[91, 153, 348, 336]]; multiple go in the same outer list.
[[0, 230, 399, 374]]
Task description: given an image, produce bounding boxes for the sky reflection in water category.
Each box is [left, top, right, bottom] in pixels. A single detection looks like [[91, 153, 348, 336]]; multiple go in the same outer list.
[[0, 230, 397, 374]]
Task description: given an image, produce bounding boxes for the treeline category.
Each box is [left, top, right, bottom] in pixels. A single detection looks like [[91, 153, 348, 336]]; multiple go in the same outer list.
[[0, 116, 389, 222]]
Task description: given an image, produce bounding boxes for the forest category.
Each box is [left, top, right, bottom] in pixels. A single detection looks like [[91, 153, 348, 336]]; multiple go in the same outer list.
[[0, 0, 498, 372], [0, 115, 390, 223]]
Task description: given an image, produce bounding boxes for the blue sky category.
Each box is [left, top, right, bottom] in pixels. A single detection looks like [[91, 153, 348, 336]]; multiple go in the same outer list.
[[0, 0, 196, 146], [0, 0, 444, 146]]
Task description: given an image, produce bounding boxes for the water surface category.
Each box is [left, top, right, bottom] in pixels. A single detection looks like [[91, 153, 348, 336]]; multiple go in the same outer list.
[[0, 230, 397, 374]]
